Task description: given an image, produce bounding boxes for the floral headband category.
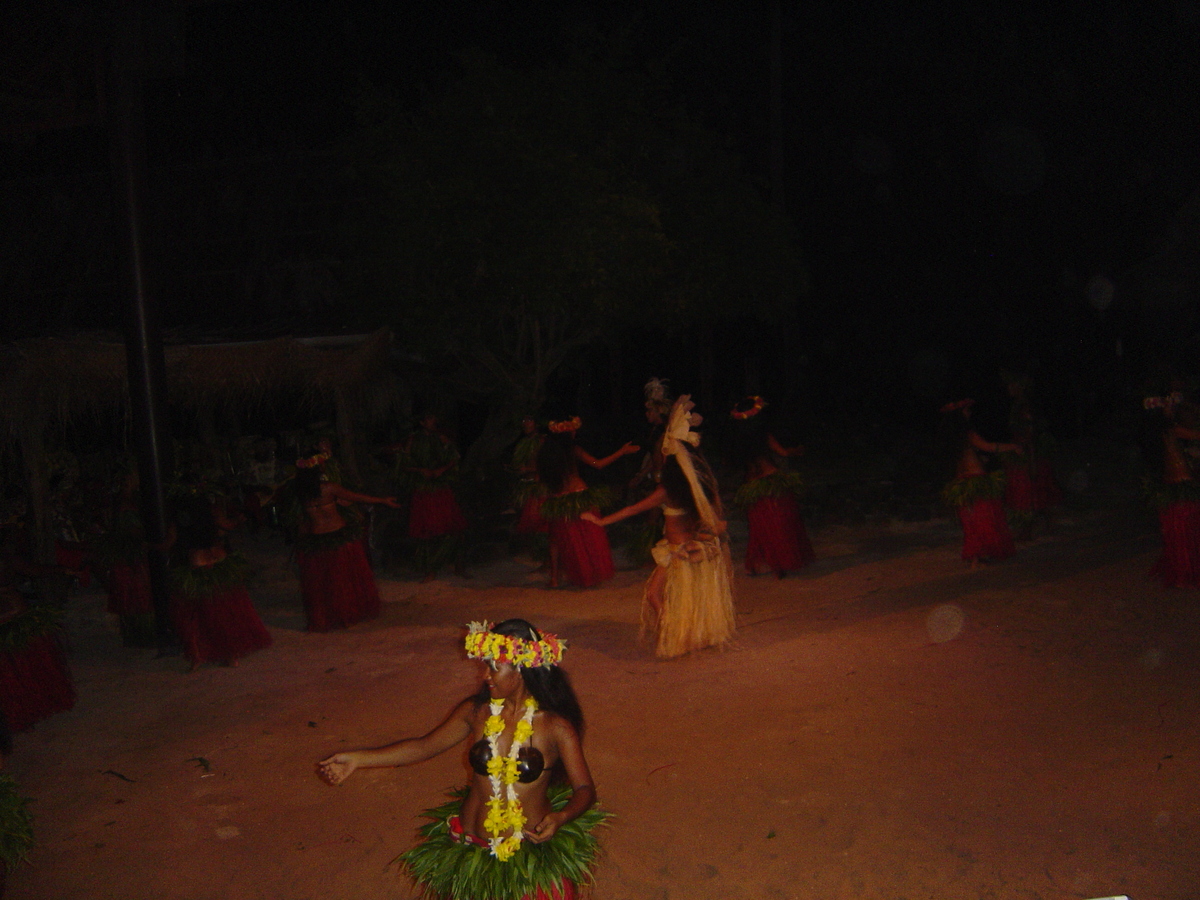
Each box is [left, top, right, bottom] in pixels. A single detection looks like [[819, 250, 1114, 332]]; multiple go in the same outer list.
[[296, 451, 330, 469], [1144, 392, 1184, 411], [465, 621, 566, 668], [939, 398, 974, 414], [548, 416, 582, 434], [730, 396, 765, 420]]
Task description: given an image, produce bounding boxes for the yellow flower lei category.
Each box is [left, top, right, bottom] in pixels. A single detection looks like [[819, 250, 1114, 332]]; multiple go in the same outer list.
[[482, 697, 539, 861]]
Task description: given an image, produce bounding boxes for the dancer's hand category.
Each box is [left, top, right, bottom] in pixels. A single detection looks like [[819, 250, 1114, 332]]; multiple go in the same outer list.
[[580, 512, 603, 525], [317, 753, 358, 785], [525, 811, 564, 843]]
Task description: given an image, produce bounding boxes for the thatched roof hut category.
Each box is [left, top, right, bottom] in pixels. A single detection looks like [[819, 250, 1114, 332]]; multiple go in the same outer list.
[[0, 329, 406, 563]]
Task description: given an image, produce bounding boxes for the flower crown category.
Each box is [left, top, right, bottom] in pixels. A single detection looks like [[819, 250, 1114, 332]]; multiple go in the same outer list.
[[939, 398, 974, 414], [465, 621, 566, 668], [296, 451, 330, 469], [548, 416, 582, 434], [1144, 392, 1184, 411], [730, 396, 765, 420]]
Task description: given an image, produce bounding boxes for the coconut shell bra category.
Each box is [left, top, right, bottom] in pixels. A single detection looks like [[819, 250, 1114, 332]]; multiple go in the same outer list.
[[469, 739, 545, 783]]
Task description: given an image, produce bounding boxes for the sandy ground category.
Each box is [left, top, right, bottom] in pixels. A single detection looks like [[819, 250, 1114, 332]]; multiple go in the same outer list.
[[4, 504, 1199, 900]]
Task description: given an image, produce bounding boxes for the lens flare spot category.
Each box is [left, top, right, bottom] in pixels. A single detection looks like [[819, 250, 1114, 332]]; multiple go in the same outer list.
[[926, 603, 965, 643]]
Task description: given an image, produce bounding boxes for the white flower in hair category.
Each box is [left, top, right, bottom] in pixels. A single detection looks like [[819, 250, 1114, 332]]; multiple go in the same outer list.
[[644, 377, 672, 405]]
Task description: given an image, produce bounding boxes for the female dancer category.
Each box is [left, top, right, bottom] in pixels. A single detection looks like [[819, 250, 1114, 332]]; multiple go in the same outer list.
[[294, 452, 399, 631], [1144, 393, 1200, 587], [318, 619, 605, 900], [97, 470, 155, 647], [511, 414, 549, 538], [940, 399, 1020, 566], [169, 496, 272, 671], [1001, 372, 1061, 539], [536, 419, 638, 588], [397, 413, 469, 580], [585, 397, 736, 658], [728, 395, 814, 577]]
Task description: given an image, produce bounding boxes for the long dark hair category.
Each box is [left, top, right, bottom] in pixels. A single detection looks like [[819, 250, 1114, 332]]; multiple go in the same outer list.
[[536, 433, 578, 495], [660, 455, 699, 516], [472, 618, 585, 737], [294, 466, 323, 503]]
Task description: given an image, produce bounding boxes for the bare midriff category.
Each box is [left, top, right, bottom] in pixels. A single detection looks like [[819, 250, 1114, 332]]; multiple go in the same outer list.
[[1163, 431, 1194, 485], [456, 714, 558, 841], [303, 489, 347, 535]]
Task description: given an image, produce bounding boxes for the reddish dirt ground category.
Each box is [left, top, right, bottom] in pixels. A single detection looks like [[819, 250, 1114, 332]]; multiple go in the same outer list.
[[4, 504, 1199, 900]]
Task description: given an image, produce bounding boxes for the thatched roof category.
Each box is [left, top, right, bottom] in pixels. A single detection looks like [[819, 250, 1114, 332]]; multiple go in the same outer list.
[[0, 329, 402, 439]]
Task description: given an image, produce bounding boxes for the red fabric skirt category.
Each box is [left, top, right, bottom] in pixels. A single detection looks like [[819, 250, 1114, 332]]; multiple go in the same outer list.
[[1004, 463, 1035, 512], [55, 540, 92, 587], [170, 585, 272, 666], [107, 560, 152, 616], [744, 494, 815, 574], [297, 535, 381, 631], [1151, 500, 1200, 588], [957, 497, 1016, 561], [515, 494, 549, 534], [1005, 461, 1060, 512], [549, 515, 614, 587], [0, 633, 76, 732], [409, 487, 468, 540], [1032, 460, 1061, 510]]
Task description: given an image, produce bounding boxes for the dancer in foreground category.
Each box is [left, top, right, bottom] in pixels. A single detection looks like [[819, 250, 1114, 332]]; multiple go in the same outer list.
[[318, 619, 605, 900], [585, 396, 736, 658]]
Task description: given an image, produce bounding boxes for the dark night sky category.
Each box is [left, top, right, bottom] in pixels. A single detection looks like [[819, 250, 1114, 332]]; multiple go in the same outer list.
[[4, 1, 1200, 424]]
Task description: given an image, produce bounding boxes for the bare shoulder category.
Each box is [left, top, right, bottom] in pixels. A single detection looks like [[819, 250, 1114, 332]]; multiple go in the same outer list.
[[537, 710, 581, 745]]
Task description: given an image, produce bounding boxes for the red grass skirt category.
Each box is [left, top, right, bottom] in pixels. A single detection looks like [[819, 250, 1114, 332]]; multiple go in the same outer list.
[[744, 494, 815, 574], [515, 494, 549, 534], [0, 633, 76, 732], [1151, 500, 1200, 588], [409, 487, 468, 540], [957, 497, 1016, 561], [549, 515, 614, 587], [1005, 461, 1060, 512], [107, 560, 152, 615], [170, 585, 273, 666], [297, 536, 381, 631]]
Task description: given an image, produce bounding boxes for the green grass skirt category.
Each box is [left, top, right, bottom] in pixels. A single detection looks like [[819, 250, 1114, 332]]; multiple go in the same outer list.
[[397, 785, 610, 900]]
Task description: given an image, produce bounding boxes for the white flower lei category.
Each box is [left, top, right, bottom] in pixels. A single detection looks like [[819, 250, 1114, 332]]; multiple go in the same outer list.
[[481, 696, 538, 861]]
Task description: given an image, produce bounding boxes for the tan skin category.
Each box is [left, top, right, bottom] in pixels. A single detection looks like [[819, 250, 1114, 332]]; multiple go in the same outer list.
[[583, 483, 726, 617], [544, 435, 639, 587], [302, 479, 400, 535], [953, 409, 1022, 480], [1163, 425, 1200, 485], [317, 662, 596, 845]]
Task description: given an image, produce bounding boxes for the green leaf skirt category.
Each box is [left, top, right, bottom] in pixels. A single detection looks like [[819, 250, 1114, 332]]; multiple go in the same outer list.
[[540, 487, 615, 522], [398, 785, 610, 900]]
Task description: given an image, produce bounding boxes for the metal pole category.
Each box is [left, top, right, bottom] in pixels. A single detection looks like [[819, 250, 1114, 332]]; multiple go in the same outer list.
[[109, 2, 176, 653]]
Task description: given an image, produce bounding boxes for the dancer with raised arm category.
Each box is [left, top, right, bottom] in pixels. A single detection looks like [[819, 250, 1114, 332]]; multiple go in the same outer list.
[[536, 418, 638, 587], [940, 398, 1020, 567], [585, 396, 736, 658], [729, 395, 814, 577], [294, 451, 399, 631], [318, 619, 606, 900]]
